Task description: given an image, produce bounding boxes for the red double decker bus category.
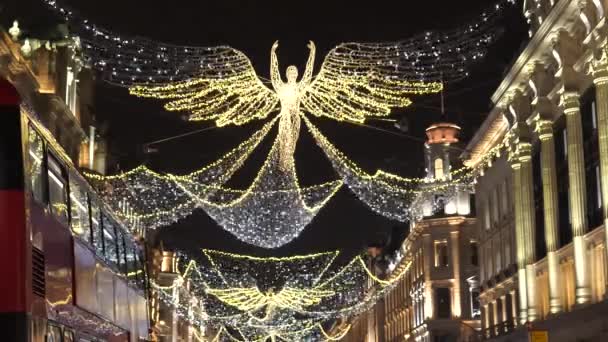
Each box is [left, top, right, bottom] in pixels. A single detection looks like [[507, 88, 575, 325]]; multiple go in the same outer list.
[[0, 78, 150, 341]]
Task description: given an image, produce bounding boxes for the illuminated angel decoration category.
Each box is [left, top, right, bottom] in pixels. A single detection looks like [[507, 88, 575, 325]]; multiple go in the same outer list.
[[151, 249, 409, 341], [45, 0, 511, 248], [206, 286, 335, 312]]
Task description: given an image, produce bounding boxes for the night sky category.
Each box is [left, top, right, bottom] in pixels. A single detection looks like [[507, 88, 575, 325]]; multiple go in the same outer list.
[[7, 0, 527, 259]]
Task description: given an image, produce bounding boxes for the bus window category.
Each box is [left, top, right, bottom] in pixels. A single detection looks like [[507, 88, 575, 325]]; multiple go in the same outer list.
[[116, 229, 126, 274], [47, 154, 69, 226], [90, 199, 103, 255], [63, 329, 74, 342], [102, 214, 119, 269], [27, 125, 46, 204], [125, 240, 138, 283], [69, 176, 91, 241], [46, 324, 62, 342], [137, 248, 147, 289]]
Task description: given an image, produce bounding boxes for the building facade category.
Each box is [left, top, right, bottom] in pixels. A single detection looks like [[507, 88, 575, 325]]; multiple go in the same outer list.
[[147, 248, 207, 342], [464, 0, 608, 340], [340, 123, 481, 342]]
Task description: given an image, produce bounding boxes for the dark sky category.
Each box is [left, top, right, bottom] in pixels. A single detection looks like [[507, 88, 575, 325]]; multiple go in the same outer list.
[[8, 0, 528, 258]]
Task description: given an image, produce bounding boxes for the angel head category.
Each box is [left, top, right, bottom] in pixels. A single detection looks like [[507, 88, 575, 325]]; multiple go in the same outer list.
[[286, 65, 298, 83]]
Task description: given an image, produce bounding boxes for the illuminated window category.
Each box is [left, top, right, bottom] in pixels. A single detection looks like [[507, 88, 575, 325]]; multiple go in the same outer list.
[[46, 324, 62, 342], [435, 240, 449, 267], [470, 241, 479, 266], [63, 329, 75, 342], [470, 290, 481, 319], [47, 154, 69, 226], [65, 67, 78, 115], [434, 158, 444, 180], [136, 248, 147, 289], [90, 199, 103, 255], [69, 176, 90, 240], [116, 229, 127, 274], [125, 240, 138, 283], [27, 125, 46, 204], [102, 214, 119, 269]]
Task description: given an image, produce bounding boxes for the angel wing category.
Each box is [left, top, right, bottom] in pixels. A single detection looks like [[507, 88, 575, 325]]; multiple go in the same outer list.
[[302, 3, 505, 123], [207, 287, 334, 312], [269, 287, 334, 310], [207, 287, 270, 312], [46, 1, 279, 126]]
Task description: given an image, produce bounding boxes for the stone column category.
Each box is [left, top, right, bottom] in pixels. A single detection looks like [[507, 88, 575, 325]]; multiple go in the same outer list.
[[450, 230, 462, 317], [172, 286, 179, 342], [510, 152, 528, 324], [562, 92, 592, 305], [592, 62, 608, 294], [518, 140, 538, 321], [510, 289, 518, 327], [423, 234, 434, 319], [501, 295, 508, 330], [536, 119, 563, 314]]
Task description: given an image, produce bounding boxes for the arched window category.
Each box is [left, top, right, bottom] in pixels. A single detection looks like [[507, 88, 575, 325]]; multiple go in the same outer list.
[[434, 158, 444, 180]]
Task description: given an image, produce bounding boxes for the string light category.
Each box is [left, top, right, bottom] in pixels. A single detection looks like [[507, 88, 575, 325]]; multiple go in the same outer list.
[[302, 115, 475, 222], [43, 0, 514, 249], [151, 249, 412, 341], [130, 72, 279, 126]]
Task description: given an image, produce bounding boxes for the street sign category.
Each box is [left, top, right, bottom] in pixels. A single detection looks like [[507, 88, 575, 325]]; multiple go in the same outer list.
[[529, 330, 548, 342]]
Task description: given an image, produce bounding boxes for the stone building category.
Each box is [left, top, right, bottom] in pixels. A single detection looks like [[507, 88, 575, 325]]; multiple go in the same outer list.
[[147, 249, 207, 342], [339, 122, 480, 342], [464, 0, 608, 340]]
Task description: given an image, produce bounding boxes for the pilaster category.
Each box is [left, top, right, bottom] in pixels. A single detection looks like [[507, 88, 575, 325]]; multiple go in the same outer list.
[[562, 92, 592, 305], [509, 139, 528, 324], [591, 50, 608, 295], [450, 230, 462, 318], [535, 119, 563, 314]]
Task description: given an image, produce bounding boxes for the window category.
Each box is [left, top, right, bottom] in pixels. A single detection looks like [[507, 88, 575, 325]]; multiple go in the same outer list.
[[470, 241, 479, 266], [434, 240, 449, 267], [137, 248, 147, 289], [125, 240, 138, 283], [27, 126, 46, 203], [116, 229, 127, 274], [435, 287, 451, 319], [69, 176, 90, 240], [46, 324, 62, 342], [63, 329, 75, 342], [470, 290, 481, 319], [90, 199, 103, 255], [65, 67, 77, 114], [434, 158, 444, 180], [102, 214, 119, 268], [47, 154, 69, 225]]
